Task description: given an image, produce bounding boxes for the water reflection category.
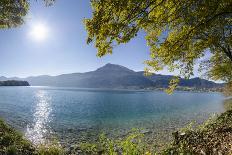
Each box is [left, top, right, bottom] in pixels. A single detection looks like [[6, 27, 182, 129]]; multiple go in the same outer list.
[[26, 90, 52, 144]]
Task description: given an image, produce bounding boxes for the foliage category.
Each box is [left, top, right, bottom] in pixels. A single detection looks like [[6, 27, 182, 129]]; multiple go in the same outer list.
[[0, 118, 64, 155], [223, 81, 232, 96], [164, 110, 232, 154], [79, 131, 150, 155], [0, 0, 54, 29], [85, 0, 232, 89], [165, 77, 179, 94], [223, 99, 232, 110], [79, 107, 232, 155], [37, 144, 64, 155], [0, 119, 36, 155], [0, 0, 29, 28]]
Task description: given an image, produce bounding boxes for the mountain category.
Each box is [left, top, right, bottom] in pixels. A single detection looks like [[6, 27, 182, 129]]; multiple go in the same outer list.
[[137, 72, 221, 88], [22, 64, 154, 88], [0, 63, 222, 89]]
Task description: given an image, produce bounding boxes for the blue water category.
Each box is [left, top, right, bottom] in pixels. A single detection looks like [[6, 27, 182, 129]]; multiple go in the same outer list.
[[0, 86, 226, 145]]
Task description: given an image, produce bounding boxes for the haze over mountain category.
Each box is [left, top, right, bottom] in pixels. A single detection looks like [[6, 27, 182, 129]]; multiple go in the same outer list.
[[0, 64, 222, 89]]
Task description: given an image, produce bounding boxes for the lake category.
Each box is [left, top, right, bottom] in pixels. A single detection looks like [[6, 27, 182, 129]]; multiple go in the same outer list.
[[0, 86, 226, 146]]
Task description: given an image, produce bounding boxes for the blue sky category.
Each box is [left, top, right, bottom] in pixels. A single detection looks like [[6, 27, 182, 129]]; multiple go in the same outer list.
[[0, 0, 200, 78]]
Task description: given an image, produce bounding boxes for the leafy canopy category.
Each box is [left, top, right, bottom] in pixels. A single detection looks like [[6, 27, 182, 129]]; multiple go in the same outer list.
[[85, 0, 232, 85], [1, 0, 232, 92], [0, 0, 54, 28]]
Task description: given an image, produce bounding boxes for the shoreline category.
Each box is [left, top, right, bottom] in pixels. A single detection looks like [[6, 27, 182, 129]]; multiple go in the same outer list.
[[4, 85, 223, 93], [1, 108, 226, 153], [1, 108, 231, 154]]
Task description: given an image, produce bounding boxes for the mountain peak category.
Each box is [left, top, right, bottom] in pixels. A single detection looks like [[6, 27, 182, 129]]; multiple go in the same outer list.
[[96, 63, 134, 73], [0, 76, 7, 81], [0, 63, 222, 88]]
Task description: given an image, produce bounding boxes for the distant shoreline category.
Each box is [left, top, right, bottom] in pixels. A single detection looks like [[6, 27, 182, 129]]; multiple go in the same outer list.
[[0, 85, 223, 93], [0, 80, 30, 86]]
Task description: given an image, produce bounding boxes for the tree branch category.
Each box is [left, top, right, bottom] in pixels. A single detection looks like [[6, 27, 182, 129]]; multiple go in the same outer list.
[[169, 11, 232, 53]]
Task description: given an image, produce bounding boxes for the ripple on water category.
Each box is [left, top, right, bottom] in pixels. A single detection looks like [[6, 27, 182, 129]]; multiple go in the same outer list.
[[25, 90, 52, 145], [0, 87, 226, 147]]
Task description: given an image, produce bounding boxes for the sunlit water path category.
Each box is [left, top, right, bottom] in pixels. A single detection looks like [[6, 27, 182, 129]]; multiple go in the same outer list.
[[25, 90, 52, 144], [0, 86, 227, 146]]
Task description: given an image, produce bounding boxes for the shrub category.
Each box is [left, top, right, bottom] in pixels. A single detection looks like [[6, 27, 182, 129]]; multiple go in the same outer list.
[[79, 130, 150, 155], [37, 144, 64, 155]]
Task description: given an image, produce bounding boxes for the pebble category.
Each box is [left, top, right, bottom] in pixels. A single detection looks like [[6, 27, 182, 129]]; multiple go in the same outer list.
[[180, 132, 186, 136], [141, 129, 151, 134]]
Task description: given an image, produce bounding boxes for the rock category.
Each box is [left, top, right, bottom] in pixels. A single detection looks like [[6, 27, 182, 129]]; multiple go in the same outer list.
[[180, 132, 186, 136], [131, 139, 136, 143], [67, 128, 74, 132], [70, 145, 75, 150], [141, 129, 151, 134], [200, 150, 206, 155], [77, 128, 87, 132]]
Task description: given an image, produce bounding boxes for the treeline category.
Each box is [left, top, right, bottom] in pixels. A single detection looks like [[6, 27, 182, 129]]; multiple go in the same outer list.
[[0, 80, 30, 86]]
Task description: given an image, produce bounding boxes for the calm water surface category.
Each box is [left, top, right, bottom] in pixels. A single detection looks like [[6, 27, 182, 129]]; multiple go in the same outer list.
[[0, 86, 226, 145]]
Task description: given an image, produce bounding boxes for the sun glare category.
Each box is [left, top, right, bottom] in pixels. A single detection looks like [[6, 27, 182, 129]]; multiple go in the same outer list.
[[29, 23, 48, 41]]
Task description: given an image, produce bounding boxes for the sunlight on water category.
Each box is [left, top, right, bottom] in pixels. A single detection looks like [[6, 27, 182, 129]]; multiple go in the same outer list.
[[0, 87, 224, 147], [26, 90, 52, 144]]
